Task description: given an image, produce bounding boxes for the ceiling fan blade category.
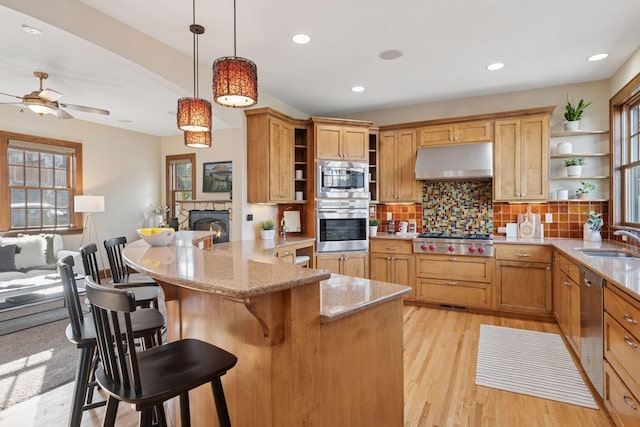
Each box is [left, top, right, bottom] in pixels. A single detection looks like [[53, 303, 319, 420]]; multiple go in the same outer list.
[[60, 103, 110, 116], [52, 107, 73, 119], [0, 92, 23, 100], [40, 89, 62, 102], [0, 102, 23, 105]]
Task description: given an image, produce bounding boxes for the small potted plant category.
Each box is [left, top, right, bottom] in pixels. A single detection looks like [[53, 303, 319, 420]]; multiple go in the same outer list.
[[584, 211, 603, 241], [576, 181, 596, 199], [260, 220, 276, 240], [564, 97, 593, 130], [564, 158, 586, 176], [369, 219, 380, 237]]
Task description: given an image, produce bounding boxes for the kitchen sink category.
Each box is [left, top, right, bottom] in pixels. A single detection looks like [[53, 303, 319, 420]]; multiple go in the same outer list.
[[578, 249, 640, 259]]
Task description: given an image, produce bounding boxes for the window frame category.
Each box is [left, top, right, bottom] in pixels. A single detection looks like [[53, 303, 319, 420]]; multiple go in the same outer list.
[[1, 130, 83, 234], [165, 153, 196, 220]]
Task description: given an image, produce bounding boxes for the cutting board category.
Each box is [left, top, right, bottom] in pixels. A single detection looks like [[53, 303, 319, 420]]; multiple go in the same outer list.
[[517, 207, 540, 238]]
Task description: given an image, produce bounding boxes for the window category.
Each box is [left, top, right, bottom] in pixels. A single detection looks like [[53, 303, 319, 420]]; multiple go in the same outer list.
[[612, 72, 640, 227], [166, 154, 195, 218], [1, 131, 83, 232]]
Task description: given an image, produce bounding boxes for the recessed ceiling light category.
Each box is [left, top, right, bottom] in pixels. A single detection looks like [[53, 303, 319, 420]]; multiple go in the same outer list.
[[486, 62, 504, 71], [292, 34, 311, 44], [351, 86, 365, 93], [22, 24, 42, 35], [118, 119, 132, 123], [587, 53, 608, 62], [379, 50, 403, 60]]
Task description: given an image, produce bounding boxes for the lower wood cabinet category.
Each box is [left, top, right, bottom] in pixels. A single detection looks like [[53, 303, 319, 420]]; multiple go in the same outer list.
[[415, 254, 493, 309], [276, 241, 315, 268], [553, 251, 581, 355], [316, 252, 368, 278], [604, 285, 640, 427], [369, 239, 414, 300], [495, 244, 552, 316]]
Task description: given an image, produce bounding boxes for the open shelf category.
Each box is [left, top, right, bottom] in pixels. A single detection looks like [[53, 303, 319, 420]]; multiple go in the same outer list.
[[550, 130, 609, 137]]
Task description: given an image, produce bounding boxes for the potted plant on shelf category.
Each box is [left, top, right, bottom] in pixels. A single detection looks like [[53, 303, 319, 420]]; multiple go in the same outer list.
[[576, 181, 596, 199], [564, 158, 586, 176], [584, 211, 603, 241], [369, 219, 380, 237], [260, 220, 276, 240], [564, 97, 593, 131]]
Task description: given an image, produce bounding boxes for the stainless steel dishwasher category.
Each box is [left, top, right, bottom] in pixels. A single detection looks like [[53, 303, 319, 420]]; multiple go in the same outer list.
[[580, 266, 605, 398]]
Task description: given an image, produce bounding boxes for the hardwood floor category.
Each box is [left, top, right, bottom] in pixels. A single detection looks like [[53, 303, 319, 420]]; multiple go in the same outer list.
[[0, 306, 613, 426]]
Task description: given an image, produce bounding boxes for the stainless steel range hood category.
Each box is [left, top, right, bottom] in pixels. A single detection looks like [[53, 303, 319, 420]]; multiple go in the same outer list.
[[414, 142, 493, 181]]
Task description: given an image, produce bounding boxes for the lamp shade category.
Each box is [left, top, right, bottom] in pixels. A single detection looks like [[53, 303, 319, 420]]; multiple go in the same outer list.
[[75, 195, 105, 213], [184, 130, 212, 148], [212, 56, 258, 108], [177, 97, 212, 131]]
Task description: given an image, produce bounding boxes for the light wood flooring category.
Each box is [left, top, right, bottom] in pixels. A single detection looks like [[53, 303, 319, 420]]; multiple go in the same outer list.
[[0, 306, 614, 426]]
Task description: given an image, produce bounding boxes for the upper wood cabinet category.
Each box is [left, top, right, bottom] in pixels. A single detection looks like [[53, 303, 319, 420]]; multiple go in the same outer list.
[[418, 120, 492, 147], [379, 129, 418, 203], [246, 108, 308, 203], [313, 118, 372, 162], [494, 113, 551, 202]]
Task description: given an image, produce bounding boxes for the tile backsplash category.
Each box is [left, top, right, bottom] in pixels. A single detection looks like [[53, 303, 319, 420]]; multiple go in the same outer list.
[[373, 181, 610, 239]]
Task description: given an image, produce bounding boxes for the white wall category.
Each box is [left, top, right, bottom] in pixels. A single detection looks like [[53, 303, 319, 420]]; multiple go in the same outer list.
[[0, 104, 161, 250], [610, 47, 640, 96]]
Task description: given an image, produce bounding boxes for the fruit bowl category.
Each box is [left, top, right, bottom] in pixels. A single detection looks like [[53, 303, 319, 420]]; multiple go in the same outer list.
[[136, 228, 176, 247]]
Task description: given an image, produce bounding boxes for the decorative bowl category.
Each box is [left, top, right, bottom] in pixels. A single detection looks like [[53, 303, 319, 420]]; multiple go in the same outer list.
[[136, 228, 176, 246]]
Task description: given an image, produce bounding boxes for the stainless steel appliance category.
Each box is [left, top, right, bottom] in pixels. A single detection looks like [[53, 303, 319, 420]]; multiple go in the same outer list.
[[580, 266, 604, 398], [316, 200, 369, 253], [414, 142, 493, 181], [316, 161, 369, 199], [412, 232, 494, 257]]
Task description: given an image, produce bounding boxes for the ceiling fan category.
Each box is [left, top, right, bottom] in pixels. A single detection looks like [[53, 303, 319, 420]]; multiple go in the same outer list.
[[0, 71, 110, 119]]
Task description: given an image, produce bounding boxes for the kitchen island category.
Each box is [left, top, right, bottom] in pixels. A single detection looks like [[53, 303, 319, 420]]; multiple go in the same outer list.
[[123, 231, 409, 427]]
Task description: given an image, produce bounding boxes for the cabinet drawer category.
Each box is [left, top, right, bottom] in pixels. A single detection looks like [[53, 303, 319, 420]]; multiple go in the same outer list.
[[370, 239, 412, 255], [417, 278, 491, 309], [604, 361, 640, 427], [495, 244, 551, 263], [415, 255, 493, 283], [605, 313, 640, 399], [606, 286, 640, 341], [556, 253, 581, 284]]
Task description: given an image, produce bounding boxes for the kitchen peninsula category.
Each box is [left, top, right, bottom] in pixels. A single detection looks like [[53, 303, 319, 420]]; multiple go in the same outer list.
[[122, 231, 410, 427]]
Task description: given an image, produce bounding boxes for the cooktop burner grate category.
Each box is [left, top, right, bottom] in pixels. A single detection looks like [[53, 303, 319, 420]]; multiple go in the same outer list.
[[417, 232, 492, 240]]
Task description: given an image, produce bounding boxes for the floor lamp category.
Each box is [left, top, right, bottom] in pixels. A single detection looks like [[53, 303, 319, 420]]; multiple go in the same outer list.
[[75, 195, 106, 274]]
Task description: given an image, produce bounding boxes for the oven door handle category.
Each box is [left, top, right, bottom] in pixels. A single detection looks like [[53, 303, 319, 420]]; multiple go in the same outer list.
[[318, 210, 368, 215]]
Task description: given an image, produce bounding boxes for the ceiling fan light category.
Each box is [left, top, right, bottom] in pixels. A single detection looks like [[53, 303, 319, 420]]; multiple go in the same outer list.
[[184, 130, 212, 148], [177, 97, 212, 131], [212, 56, 258, 108], [28, 104, 55, 115]]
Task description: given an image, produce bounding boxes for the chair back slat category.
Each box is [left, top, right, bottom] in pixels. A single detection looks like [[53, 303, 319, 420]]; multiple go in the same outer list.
[[85, 276, 143, 394], [104, 237, 129, 283], [80, 243, 102, 284], [57, 256, 84, 338]]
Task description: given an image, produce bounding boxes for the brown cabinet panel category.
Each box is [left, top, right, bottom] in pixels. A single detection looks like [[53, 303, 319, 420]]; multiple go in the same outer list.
[[418, 120, 492, 147], [606, 286, 640, 341], [495, 260, 552, 315], [415, 254, 493, 283], [370, 239, 412, 255], [417, 278, 491, 309], [315, 124, 368, 162], [495, 244, 552, 263], [605, 312, 640, 399], [317, 252, 368, 278], [604, 361, 640, 427], [378, 129, 417, 203]]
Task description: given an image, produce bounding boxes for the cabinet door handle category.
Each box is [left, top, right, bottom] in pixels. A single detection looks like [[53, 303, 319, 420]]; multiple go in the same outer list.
[[623, 336, 638, 349], [386, 247, 397, 251], [564, 281, 570, 287], [515, 253, 531, 257], [623, 394, 638, 410], [623, 313, 638, 324], [447, 281, 458, 285], [448, 257, 458, 261], [584, 278, 592, 287], [515, 193, 521, 197]]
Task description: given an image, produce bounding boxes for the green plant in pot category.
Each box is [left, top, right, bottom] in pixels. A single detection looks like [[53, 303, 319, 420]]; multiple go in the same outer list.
[[260, 220, 276, 239], [564, 97, 592, 130], [584, 210, 604, 242], [576, 181, 596, 199], [564, 158, 586, 176], [369, 219, 380, 236]]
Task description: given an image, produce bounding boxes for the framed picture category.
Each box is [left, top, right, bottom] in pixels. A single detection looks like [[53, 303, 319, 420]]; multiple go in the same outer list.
[[203, 161, 232, 193]]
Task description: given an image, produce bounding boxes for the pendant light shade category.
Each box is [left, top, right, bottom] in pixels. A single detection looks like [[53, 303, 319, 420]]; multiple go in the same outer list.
[[177, 97, 212, 132], [184, 130, 212, 148], [213, 56, 257, 107], [212, 0, 258, 108]]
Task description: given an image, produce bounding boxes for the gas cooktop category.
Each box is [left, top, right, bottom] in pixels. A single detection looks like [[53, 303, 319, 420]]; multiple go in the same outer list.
[[416, 232, 492, 241]]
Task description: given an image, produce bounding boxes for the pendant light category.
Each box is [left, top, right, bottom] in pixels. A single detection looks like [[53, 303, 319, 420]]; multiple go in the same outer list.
[[177, 0, 212, 133], [212, 0, 258, 108], [184, 130, 212, 148]]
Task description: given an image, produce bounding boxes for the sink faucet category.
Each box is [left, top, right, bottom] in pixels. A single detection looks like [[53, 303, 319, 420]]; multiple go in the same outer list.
[[613, 229, 640, 242]]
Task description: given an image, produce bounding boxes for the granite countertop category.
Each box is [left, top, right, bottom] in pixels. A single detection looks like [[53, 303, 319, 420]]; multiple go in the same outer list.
[[124, 231, 410, 320], [495, 236, 640, 300]]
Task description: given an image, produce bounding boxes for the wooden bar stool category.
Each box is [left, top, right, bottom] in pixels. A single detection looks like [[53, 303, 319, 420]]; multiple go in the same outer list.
[[58, 256, 165, 427], [103, 236, 159, 287], [85, 279, 238, 427]]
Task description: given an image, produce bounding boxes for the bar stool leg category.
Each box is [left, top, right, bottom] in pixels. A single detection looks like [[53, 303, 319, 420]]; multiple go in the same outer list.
[[103, 396, 119, 427], [68, 345, 93, 427], [211, 377, 232, 427], [179, 392, 191, 427]]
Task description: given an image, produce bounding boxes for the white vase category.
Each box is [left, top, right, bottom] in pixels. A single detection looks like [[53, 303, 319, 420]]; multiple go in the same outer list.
[[260, 229, 275, 240], [583, 223, 592, 241], [556, 140, 573, 154], [369, 226, 378, 237], [564, 121, 580, 131], [567, 165, 582, 176], [590, 230, 602, 242]]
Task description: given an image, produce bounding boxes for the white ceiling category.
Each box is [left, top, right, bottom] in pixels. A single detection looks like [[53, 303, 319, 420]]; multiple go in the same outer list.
[[0, 0, 639, 137]]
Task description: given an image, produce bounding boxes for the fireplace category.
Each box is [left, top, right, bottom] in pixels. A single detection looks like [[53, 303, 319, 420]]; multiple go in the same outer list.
[[189, 210, 229, 244]]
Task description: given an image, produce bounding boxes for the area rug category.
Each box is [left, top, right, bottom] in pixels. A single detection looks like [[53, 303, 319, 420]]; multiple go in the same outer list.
[[475, 324, 598, 409], [0, 306, 69, 336]]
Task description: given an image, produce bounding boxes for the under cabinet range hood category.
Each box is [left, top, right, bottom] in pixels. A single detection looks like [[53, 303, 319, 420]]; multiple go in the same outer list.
[[414, 142, 493, 181]]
